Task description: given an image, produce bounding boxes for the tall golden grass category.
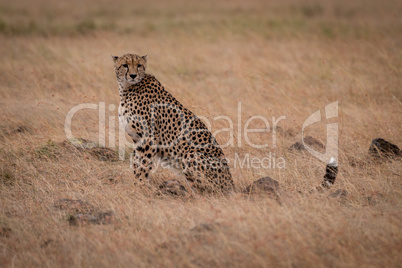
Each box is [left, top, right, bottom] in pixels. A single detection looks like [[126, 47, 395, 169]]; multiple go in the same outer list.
[[0, 0, 401, 267]]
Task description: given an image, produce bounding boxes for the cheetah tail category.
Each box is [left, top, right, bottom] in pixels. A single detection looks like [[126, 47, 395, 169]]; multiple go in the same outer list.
[[320, 157, 338, 189]]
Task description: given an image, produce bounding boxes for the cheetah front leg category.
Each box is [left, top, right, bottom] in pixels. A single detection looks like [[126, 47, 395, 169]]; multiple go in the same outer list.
[[131, 138, 156, 186]]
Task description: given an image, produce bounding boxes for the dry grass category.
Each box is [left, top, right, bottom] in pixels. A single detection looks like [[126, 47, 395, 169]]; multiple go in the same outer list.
[[0, 0, 401, 267]]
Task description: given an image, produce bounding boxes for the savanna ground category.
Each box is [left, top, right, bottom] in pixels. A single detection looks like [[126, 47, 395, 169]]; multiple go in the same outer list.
[[0, 0, 401, 267]]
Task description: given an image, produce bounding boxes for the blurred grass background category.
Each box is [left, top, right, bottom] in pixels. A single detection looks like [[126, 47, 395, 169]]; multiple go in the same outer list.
[[0, 0, 401, 39]]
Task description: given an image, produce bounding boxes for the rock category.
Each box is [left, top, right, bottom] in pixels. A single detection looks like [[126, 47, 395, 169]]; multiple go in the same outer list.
[[53, 199, 94, 214], [157, 180, 188, 197], [289, 142, 304, 151], [289, 136, 324, 151], [61, 138, 119, 162], [244, 177, 279, 194], [304, 136, 325, 148], [68, 211, 113, 226], [54, 199, 113, 226], [243, 177, 281, 202], [369, 138, 400, 159], [190, 223, 221, 234]]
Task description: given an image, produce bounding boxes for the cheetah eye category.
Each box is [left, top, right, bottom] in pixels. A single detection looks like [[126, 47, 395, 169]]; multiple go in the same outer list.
[[122, 64, 128, 68], [138, 64, 142, 68]]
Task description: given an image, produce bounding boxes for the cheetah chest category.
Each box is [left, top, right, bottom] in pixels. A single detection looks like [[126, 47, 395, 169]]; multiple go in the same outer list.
[[118, 102, 141, 143]]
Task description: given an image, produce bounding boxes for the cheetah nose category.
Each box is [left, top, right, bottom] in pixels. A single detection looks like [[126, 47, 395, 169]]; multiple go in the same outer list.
[[130, 74, 137, 79]]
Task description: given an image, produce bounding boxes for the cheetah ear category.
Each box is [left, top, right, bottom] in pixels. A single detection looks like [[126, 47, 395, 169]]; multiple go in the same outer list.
[[141, 55, 148, 63], [111, 55, 119, 63]]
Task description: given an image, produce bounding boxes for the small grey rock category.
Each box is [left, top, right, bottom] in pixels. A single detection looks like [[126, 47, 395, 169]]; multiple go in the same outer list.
[[68, 211, 113, 226], [157, 180, 188, 197], [289, 142, 304, 151], [244, 177, 279, 194], [61, 138, 119, 162], [369, 138, 400, 159], [190, 223, 221, 233], [243, 177, 281, 202], [289, 136, 324, 151]]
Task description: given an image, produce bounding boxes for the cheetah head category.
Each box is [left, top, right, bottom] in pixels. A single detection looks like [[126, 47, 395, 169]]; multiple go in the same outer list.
[[111, 54, 148, 85]]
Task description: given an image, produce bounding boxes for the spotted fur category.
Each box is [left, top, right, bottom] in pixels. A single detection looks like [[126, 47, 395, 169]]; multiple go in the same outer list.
[[112, 53, 234, 193]]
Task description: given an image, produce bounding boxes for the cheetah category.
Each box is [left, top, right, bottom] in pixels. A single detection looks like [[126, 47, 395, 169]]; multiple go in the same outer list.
[[112, 53, 235, 193]]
